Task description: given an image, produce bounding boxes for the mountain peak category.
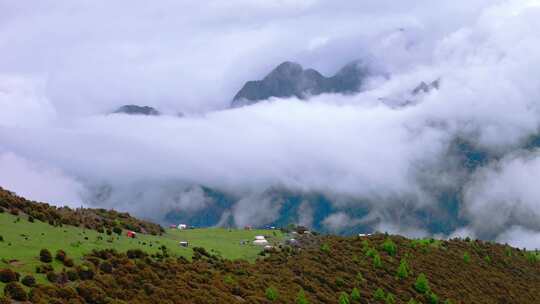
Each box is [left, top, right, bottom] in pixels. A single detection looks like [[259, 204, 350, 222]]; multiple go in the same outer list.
[[113, 105, 160, 116], [232, 60, 368, 107]]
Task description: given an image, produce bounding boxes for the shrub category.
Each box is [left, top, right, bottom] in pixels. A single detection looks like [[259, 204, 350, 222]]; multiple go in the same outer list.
[[373, 253, 382, 268], [484, 255, 491, 264], [0, 268, 19, 283], [126, 249, 146, 259], [55, 249, 67, 262], [63, 258, 75, 267], [414, 273, 430, 294], [36, 263, 54, 273], [463, 252, 471, 263], [386, 293, 396, 304], [67, 269, 79, 281], [223, 275, 235, 285], [339, 292, 350, 304], [112, 227, 122, 235], [0, 235, 3, 242], [265, 286, 279, 301], [4, 282, 27, 301], [39, 249, 53, 263], [396, 259, 409, 279], [356, 272, 365, 283], [77, 265, 95, 280], [99, 261, 113, 274], [408, 299, 419, 304], [296, 289, 309, 304], [320, 243, 330, 253], [46, 271, 59, 283], [21, 275, 36, 287], [365, 248, 377, 258], [381, 239, 397, 256], [427, 291, 439, 304], [77, 281, 107, 304], [373, 288, 385, 301], [335, 277, 345, 287], [351, 287, 361, 301]]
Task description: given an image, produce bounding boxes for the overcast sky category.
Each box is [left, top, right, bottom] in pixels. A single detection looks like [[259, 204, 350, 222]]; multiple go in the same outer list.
[[1, 0, 540, 248]]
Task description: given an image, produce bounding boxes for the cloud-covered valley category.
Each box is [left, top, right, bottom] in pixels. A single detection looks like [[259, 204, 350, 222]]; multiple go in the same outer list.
[[1, 0, 540, 248]]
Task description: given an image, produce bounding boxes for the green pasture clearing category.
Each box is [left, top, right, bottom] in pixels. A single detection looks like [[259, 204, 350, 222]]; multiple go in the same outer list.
[[0, 212, 284, 293]]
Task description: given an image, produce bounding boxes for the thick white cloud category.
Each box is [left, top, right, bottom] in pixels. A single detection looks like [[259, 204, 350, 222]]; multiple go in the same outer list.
[[464, 152, 540, 238], [0, 152, 83, 207], [1, 0, 540, 247]]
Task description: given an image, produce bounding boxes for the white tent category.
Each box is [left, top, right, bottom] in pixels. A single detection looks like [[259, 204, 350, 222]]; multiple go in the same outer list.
[[253, 239, 269, 245], [253, 235, 268, 245], [177, 224, 187, 230]]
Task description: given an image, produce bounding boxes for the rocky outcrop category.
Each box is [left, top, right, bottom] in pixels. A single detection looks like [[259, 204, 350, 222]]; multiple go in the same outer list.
[[232, 60, 368, 107], [113, 105, 160, 116]]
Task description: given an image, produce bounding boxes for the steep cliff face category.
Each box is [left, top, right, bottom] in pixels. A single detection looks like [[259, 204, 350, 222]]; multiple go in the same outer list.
[[232, 60, 368, 107]]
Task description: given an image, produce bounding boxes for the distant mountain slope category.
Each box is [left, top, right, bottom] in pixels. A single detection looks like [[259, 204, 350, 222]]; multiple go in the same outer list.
[[113, 105, 160, 116], [231, 60, 368, 107]]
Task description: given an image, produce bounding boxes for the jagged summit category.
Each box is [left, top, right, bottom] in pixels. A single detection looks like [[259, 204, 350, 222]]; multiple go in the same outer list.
[[113, 105, 160, 116], [231, 60, 368, 107]]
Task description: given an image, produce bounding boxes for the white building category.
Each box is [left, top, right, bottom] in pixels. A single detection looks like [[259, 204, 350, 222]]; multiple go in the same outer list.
[[177, 224, 187, 230]]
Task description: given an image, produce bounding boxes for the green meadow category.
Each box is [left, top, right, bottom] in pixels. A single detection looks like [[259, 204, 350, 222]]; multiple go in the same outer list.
[[0, 212, 284, 293]]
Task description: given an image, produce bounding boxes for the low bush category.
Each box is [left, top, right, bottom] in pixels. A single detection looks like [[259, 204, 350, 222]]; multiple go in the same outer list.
[[112, 227, 122, 235], [0, 268, 19, 283], [351, 287, 361, 301], [39, 248, 53, 263], [63, 257, 75, 267], [296, 289, 309, 304], [77, 264, 95, 280], [386, 293, 396, 304], [127, 249, 146, 259], [373, 253, 383, 268], [397, 259, 409, 279], [67, 269, 79, 281], [427, 291, 439, 304], [414, 273, 430, 294], [381, 239, 397, 256], [463, 252, 470, 264], [339, 292, 350, 304], [55, 249, 67, 262], [265, 286, 279, 301], [374, 288, 385, 301], [4, 282, 27, 301], [320, 243, 330, 253], [99, 261, 113, 273], [21, 275, 36, 287], [46, 271, 59, 283], [36, 263, 54, 273]]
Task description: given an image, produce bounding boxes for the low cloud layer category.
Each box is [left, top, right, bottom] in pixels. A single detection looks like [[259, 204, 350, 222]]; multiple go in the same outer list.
[[1, 0, 540, 248]]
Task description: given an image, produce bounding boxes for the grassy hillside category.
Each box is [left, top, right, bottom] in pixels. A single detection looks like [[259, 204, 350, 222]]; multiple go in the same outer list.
[[1, 188, 539, 303], [11, 233, 540, 303], [0, 211, 283, 297], [0, 187, 163, 235]]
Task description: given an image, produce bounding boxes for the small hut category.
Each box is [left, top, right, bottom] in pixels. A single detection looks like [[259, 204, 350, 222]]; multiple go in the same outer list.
[[179, 241, 189, 247], [126, 231, 137, 238], [177, 224, 187, 230]]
